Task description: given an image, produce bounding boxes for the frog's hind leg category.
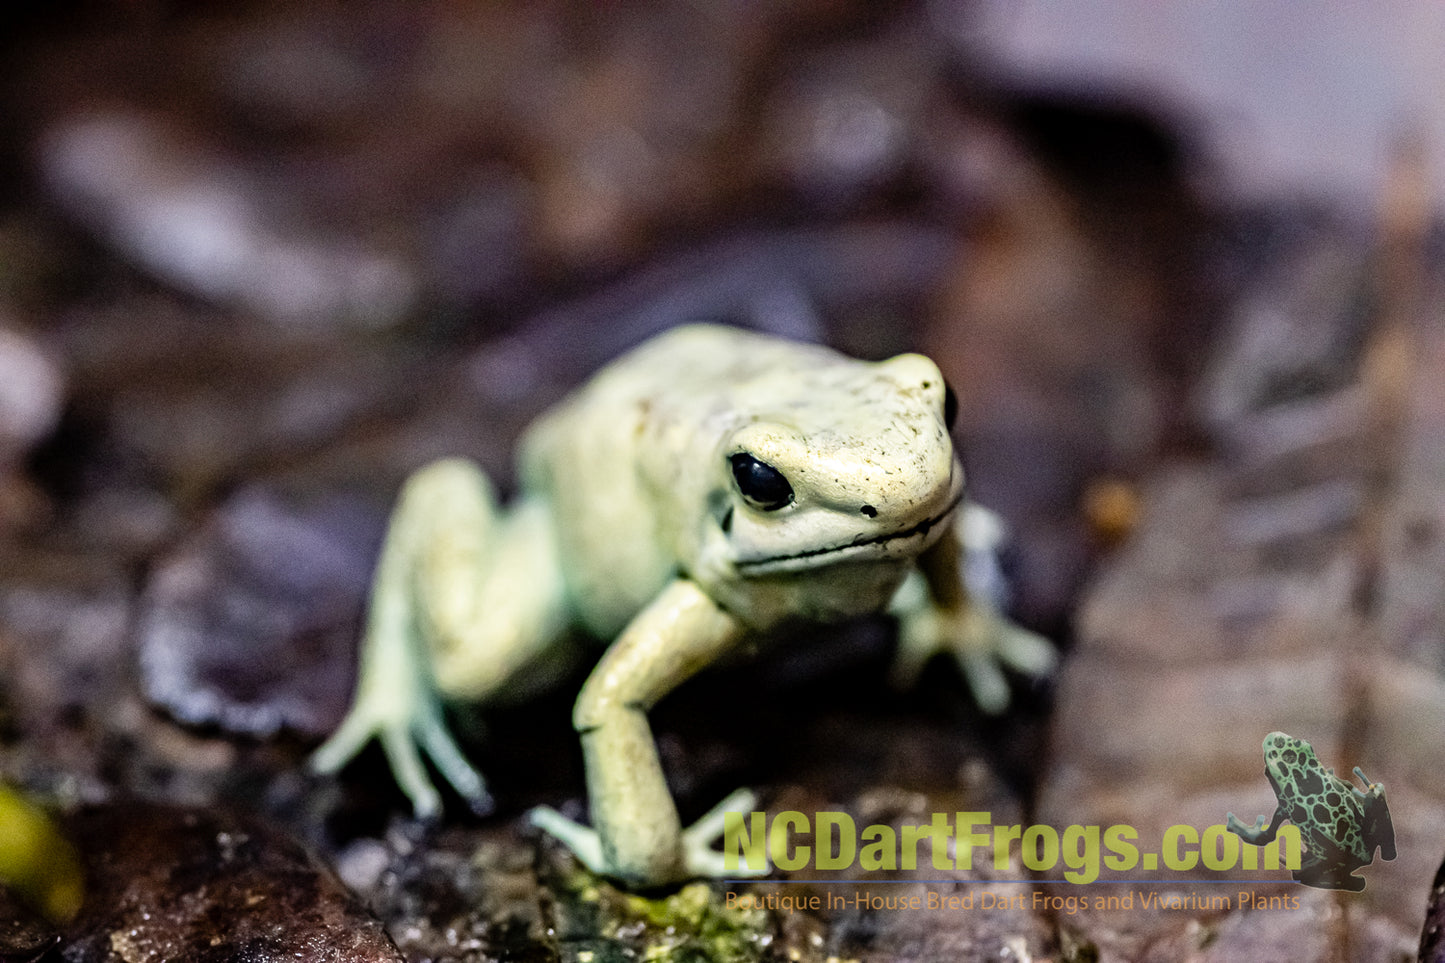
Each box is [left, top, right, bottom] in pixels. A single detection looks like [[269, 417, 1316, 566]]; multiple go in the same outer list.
[[313, 458, 568, 818], [1293, 835, 1366, 891], [414, 469, 568, 702], [890, 504, 1056, 713]]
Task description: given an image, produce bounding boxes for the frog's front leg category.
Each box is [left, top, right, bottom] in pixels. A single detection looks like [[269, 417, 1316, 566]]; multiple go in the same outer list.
[[312, 459, 567, 817], [1225, 806, 1286, 846], [890, 504, 1056, 713], [530, 579, 749, 887]]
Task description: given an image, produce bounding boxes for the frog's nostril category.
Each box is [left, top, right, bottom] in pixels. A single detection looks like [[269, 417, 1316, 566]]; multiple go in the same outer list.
[[860, 504, 878, 518]]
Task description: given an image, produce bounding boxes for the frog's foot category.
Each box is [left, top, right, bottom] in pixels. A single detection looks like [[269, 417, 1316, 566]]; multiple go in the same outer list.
[[1224, 812, 1272, 845], [311, 684, 492, 819], [892, 604, 1056, 714], [679, 789, 770, 879], [529, 789, 768, 884], [1295, 864, 1366, 892], [528, 805, 606, 872]]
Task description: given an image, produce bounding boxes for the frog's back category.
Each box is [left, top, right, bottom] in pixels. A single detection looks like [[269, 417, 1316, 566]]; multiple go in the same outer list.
[[518, 325, 847, 635], [578, 325, 845, 404]]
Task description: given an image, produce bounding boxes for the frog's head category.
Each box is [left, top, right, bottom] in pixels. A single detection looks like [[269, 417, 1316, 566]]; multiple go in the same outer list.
[[702, 351, 962, 579], [1262, 732, 1319, 787], [1351, 767, 1397, 861], [1258, 731, 1332, 819]]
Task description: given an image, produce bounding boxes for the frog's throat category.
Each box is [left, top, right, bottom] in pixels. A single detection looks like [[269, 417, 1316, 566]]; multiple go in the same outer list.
[[733, 492, 964, 576]]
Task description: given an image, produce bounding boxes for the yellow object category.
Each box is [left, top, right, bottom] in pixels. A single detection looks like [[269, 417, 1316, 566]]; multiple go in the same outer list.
[[1082, 477, 1142, 547], [0, 785, 84, 922], [314, 324, 1057, 888]]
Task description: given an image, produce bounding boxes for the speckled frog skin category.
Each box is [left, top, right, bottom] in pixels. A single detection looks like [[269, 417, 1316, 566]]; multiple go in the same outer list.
[[312, 324, 1054, 888], [1227, 732, 1396, 891]]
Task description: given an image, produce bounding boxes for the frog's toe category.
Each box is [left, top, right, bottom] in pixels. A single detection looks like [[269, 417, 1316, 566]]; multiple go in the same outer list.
[[895, 604, 1055, 713], [686, 844, 766, 879], [993, 623, 1057, 677], [955, 649, 1011, 715], [312, 694, 491, 820], [1225, 812, 1267, 840], [956, 617, 1056, 712], [531, 790, 766, 883], [415, 711, 493, 816], [381, 725, 443, 820], [311, 704, 445, 819], [310, 706, 385, 777], [887, 624, 936, 690], [529, 806, 606, 873], [682, 789, 768, 879]]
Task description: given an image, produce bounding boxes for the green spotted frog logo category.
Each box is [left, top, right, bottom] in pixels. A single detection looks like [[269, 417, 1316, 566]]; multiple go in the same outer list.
[[1226, 732, 1395, 891]]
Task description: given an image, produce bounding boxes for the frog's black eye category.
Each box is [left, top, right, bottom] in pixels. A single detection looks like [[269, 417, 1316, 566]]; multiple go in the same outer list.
[[943, 380, 958, 431], [730, 453, 794, 511]]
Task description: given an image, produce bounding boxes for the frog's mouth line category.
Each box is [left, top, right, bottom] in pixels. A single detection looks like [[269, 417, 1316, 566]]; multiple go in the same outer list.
[[734, 492, 963, 575]]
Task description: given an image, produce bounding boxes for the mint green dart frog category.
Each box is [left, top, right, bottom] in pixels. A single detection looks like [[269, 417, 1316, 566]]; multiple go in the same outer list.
[[312, 324, 1054, 888], [1227, 732, 1396, 892]]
